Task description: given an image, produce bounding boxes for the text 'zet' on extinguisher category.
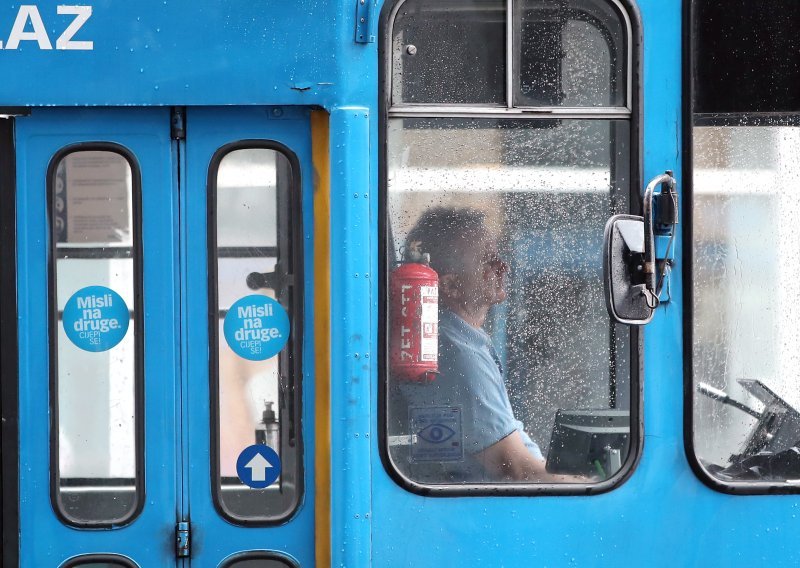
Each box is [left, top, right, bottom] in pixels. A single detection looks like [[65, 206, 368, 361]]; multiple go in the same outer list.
[[389, 242, 438, 382]]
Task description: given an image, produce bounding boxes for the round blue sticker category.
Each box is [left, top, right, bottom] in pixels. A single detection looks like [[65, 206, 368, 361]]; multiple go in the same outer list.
[[223, 295, 290, 361], [236, 444, 281, 489], [62, 285, 130, 352]]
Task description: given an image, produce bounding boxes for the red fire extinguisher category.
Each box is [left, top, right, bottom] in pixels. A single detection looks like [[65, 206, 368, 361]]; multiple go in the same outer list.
[[389, 244, 438, 382]]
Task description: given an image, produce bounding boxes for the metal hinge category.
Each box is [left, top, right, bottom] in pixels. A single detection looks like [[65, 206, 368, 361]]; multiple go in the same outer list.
[[354, 0, 376, 43], [171, 107, 186, 140], [176, 521, 191, 558]]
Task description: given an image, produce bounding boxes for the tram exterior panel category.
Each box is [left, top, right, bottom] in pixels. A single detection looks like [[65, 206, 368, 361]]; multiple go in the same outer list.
[[1, 0, 800, 566]]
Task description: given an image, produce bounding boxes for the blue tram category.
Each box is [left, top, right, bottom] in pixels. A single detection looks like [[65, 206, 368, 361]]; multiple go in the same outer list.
[[0, 0, 799, 566]]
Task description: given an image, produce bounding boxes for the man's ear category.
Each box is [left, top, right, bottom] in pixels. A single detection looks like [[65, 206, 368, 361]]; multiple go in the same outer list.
[[439, 273, 462, 299]]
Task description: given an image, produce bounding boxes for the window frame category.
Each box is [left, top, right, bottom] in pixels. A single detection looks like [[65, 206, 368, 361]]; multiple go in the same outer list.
[[59, 553, 139, 568], [378, 0, 644, 496], [218, 550, 300, 568], [0, 112, 20, 567], [206, 140, 305, 525], [47, 143, 145, 528], [682, 0, 800, 495]]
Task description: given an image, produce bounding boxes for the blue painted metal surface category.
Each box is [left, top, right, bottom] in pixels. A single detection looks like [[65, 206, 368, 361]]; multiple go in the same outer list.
[[16, 106, 316, 565], [366, 0, 800, 566], [329, 107, 374, 566], [9, 0, 800, 565], [0, 0, 374, 107], [17, 107, 179, 566]]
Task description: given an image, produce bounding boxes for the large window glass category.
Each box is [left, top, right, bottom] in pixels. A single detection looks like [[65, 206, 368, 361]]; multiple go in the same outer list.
[[513, 0, 627, 107], [383, 0, 636, 490], [210, 145, 302, 521], [391, 0, 505, 105], [690, 0, 800, 489]]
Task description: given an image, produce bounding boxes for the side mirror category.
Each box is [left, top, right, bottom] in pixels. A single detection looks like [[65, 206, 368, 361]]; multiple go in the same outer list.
[[603, 214, 655, 325]]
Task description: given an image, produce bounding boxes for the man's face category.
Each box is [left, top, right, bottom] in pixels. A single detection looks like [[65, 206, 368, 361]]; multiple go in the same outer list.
[[444, 231, 508, 309]]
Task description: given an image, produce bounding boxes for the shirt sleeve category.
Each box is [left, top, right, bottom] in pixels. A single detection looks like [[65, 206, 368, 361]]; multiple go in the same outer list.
[[517, 427, 545, 461]]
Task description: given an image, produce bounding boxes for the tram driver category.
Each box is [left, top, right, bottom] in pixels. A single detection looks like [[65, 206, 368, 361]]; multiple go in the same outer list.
[[395, 207, 582, 483]]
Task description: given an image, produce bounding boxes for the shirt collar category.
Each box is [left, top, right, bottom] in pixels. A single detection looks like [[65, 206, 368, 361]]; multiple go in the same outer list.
[[440, 309, 493, 348]]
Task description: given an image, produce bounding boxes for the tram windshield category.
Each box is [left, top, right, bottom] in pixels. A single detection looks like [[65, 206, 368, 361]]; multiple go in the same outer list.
[[690, 0, 800, 486]]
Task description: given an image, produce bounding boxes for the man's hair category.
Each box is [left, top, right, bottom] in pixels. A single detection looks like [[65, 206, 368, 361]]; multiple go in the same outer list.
[[405, 207, 487, 275]]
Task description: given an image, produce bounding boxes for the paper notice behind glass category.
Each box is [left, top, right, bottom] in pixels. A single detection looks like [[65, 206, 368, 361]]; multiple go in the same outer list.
[[61, 151, 132, 245]]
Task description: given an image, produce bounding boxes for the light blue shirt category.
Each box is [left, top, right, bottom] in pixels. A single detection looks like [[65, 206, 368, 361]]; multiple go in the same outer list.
[[399, 310, 543, 480]]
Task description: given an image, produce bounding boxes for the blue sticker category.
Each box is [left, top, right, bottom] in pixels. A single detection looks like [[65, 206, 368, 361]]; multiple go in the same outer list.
[[236, 444, 281, 489], [223, 295, 290, 361], [410, 406, 464, 463], [62, 286, 130, 352]]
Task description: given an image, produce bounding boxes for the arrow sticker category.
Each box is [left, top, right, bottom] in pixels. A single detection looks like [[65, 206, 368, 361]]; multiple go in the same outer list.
[[236, 444, 281, 489], [245, 453, 272, 482]]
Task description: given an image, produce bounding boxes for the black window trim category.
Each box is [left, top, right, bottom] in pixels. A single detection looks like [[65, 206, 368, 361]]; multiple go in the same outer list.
[[378, 0, 644, 496], [207, 140, 305, 525], [47, 143, 146, 528], [60, 553, 139, 568], [218, 550, 299, 568], [682, 0, 800, 495], [0, 115, 19, 566]]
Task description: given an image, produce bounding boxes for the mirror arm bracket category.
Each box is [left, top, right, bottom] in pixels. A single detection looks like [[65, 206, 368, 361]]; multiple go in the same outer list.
[[642, 171, 678, 301]]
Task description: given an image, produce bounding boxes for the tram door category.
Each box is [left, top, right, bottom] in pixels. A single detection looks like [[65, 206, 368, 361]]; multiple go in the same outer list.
[[15, 107, 313, 567]]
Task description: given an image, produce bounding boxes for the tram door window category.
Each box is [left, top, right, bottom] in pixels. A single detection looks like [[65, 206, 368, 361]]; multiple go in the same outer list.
[[690, 0, 800, 488], [51, 149, 142, 526], [15, 107, 312, 566], [384, 0, 636, 488], [211, 146, 301, 521]]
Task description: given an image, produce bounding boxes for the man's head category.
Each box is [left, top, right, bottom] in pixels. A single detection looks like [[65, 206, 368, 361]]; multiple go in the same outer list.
[[406, 207, 508, 316]]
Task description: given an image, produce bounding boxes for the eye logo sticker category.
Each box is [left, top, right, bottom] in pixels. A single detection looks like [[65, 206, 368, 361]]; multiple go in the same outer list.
[[410, 406, 463, 463], [62, 285, 130, 352], [417, 423, 456, 444], [223, 295, 290, 361]]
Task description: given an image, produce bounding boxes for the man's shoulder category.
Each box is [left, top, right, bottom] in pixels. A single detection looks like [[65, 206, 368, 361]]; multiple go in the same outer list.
[[439, 314, 487, 350]]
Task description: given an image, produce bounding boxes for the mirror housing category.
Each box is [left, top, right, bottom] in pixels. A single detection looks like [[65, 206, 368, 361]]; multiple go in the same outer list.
[[603, 214, 655, 325]]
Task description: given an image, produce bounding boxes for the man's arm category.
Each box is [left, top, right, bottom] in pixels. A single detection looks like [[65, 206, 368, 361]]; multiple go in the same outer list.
[[476, 430, 588, 483]]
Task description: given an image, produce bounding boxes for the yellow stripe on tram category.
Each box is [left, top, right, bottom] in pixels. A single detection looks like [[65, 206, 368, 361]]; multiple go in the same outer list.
[[311, 109, 332, 568]]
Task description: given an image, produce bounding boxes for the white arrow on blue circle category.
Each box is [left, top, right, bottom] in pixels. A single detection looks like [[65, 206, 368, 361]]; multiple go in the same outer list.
[[245, 452, 274, 482]]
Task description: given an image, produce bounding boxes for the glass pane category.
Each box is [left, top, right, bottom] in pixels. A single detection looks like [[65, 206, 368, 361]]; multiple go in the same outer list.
[[386, 118, 631, 485], [693, 0, 800, 114], [214, 148, 300, 521], [52, 150, 140, 525], [514, 0, 626, 107], [216, 148, 279, 248], [392, 0, 505, 105], [692, 120, 800, 484]]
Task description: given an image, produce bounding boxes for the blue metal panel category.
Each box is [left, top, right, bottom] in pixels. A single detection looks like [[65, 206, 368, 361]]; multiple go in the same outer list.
[[367, 0, 800, 565], [183, 106, 315, 566], [16, 107, 179, 566], [0, 0, 375, 107], [329, 107, 373, 567]]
